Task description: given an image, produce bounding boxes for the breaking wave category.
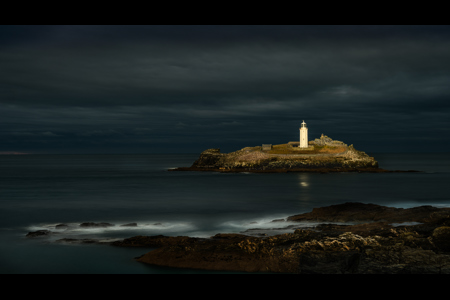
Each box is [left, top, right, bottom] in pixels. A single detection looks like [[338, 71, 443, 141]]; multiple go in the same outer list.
[[25, 221, 197, 241]]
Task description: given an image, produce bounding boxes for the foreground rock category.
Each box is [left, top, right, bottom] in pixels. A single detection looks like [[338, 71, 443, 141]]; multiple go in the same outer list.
[[26, 230, 53, 237], [169, 136, 418, 173], [79, 222, 115, 228], [113, 203, 450, 273], [287, 202, 446, 223]]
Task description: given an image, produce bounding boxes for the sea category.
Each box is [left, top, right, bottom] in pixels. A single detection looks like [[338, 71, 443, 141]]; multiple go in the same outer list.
[[1, 152, 449, 274]]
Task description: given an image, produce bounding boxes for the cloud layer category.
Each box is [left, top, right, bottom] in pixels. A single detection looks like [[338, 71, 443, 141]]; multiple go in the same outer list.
[[1, 25, 450, 153]]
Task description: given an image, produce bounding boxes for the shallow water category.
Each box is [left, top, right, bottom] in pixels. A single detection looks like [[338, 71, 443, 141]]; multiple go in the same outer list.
[[1, 153, 449, 273]]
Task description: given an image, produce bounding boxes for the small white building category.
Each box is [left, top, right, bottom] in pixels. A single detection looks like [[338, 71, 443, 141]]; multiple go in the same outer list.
[[299, 120, 308, 148]]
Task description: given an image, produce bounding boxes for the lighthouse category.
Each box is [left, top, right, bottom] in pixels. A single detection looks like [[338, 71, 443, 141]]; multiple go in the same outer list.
[[299, 120, 308, 148]]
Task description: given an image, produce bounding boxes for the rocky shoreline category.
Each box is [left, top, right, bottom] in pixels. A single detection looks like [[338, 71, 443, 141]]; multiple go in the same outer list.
[[170, 166, 419, 174], [25, 202, 450, 273], [110, 202, 450, 274]]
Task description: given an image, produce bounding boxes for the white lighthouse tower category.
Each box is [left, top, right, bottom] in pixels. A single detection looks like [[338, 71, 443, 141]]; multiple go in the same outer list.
[[299, 120, 308, 148]]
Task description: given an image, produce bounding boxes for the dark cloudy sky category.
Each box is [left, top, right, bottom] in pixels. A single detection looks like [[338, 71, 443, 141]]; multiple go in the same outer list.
[[1, 25, 450, 154]]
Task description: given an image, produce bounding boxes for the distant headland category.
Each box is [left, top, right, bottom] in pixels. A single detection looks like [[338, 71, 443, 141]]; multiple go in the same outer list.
[[170, 121, 418, 173], [0, 151, 29, 155]]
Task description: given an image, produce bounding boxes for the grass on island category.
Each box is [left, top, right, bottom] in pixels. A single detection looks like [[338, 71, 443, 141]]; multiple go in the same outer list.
[[261, 143, 347, 155]]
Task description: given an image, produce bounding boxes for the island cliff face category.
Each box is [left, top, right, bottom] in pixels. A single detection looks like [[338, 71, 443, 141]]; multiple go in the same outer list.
[[173, 135, 380, 173]]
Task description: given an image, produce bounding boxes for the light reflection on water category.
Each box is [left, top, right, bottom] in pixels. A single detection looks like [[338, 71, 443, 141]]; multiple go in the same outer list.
[[298, 173, 310, 187]]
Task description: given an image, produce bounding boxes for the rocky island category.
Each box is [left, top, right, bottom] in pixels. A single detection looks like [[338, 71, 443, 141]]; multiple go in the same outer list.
[[170, 134, 406, 173]]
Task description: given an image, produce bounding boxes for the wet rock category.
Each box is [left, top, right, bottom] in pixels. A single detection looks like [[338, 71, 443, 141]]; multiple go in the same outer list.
[[271, 219, 285, 223], [79, 222, 115, 228], [26, 230, 52, 237], [56, 238, 98, 244], [121, 223, 138, 227], [111, 235, 205, 247], [55, 238, 121, 244], [287, 202, 447, 223], [55, 224, 69, 229]]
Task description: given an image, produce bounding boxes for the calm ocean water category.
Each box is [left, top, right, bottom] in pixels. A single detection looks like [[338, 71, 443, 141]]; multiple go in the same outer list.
[[1, 153, 449, 274]]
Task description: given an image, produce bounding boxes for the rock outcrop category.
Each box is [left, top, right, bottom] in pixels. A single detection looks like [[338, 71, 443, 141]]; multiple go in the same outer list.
[[287, 202, 444, 223], [79, 222, 115, 228], [313, 134, 347, 147], [113, 203, 450, 274], [26, 230, 53, 238]]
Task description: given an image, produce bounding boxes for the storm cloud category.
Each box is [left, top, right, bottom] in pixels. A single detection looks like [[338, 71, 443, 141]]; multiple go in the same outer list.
[[1, 25, 450, 153]]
